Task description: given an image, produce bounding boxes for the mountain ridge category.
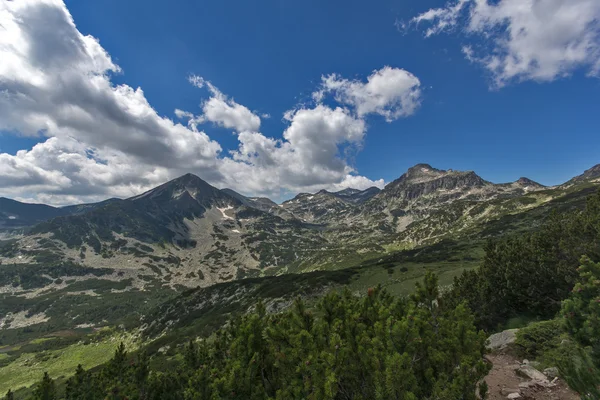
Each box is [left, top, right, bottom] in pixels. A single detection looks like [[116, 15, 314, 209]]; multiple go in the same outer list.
[[1, 162, 599, 349], [2, 162, 599, 294]]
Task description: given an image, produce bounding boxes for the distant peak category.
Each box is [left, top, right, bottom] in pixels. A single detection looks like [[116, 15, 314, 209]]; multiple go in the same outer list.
[[566, 163, 600, 184], [166, 173, 216, 190], [407, 163, 435, 172], [128, 173, 221, 203], [334, 188, 360, 195], [584, 164, 600, 176], [176, 173, 203, 182], [515, 177, 544, 188], [402, 163, 446, 180]]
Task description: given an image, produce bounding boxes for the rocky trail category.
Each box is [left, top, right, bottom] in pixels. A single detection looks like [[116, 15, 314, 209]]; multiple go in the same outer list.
[[484, 353, 579, 400], [484, 330, 580, 400]]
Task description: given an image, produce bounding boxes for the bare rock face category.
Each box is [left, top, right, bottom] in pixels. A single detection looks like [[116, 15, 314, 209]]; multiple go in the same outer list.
[[380, 164, 489, 202], [567, 163, 600, 184], [487, 329, 519, 350]]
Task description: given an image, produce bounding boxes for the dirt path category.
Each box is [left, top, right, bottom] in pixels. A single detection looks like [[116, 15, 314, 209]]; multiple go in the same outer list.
[[484, 352, 580, 400]]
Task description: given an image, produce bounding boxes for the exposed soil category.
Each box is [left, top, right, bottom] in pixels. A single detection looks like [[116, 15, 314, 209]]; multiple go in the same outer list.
[[485, 352, 580, 400]]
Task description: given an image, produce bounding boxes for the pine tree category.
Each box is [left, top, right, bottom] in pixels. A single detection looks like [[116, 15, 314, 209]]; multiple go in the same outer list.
[[558, 256, 600, 398], [562, 256, 600, 362], [32, 372, 56, 400], [134, 351, 150, 398], [4, 390, 14, 400], [26, 273, 490, 400], [184, 339, 198, 369], [104, 342, 128, 381]]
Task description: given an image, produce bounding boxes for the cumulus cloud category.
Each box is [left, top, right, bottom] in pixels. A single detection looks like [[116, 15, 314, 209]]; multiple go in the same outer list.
[[411, 0, 600, 86], [313, 66, 422, 121], [0, 137, 173, 205], [180, 75, 262, 132], [0, 0, 222, 187], [218, 105, 380, 196], [0, 0, 409, 205]]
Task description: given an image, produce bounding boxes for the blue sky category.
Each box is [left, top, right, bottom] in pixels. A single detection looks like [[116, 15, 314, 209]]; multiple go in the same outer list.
[[1, 0, 599, 204]]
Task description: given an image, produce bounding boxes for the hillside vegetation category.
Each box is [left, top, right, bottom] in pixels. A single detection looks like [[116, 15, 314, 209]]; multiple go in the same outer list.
[[12, 274, 491, 400], [448, 190, 600, 331]]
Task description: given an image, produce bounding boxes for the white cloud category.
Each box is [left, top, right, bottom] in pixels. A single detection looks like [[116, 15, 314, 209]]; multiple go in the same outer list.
[[188, 74, 206, 88], [411, 0, 600, 86], [0, 0, 222, 170], [0, 0, 413, 205], [332, 175, 385, 191], [314, 66, 422, 121], [182, 77, 262, 132], [0, 137, 173, 205], [411, 0, 470, 38], [221, 105, 378, 195]]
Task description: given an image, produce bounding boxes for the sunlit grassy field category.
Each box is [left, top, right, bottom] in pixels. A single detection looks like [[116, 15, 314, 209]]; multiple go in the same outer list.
[[0, 332, 137, 394]]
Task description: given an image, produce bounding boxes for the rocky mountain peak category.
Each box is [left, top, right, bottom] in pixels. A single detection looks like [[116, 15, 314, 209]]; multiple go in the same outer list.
[[404, 163, 443, 179], [129, 173, 236, 211], [389, 164, 485, 188], [564, 164, 600, 185], [515, 177, 544, 188], [379, 164, 489, 205], [581, 164, 600, 180], [407, 163, 435, 171]]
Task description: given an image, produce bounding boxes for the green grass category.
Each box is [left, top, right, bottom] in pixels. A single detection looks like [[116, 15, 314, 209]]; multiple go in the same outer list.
[[29, 338, 54, 345], [347, 260, 478, 297], [0, 332, 137, 394]]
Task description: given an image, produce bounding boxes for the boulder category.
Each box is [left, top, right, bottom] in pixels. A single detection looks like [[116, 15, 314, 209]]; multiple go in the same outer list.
[[516, 365, 549, 383], [487, 329, 519, 350], [543, 367, 559, 379], [507, 393, 521, 399]]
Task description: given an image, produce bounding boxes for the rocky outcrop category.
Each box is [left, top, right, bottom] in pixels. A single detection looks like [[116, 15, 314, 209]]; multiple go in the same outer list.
[[487, 329, 519, 350], [516, 364, 550, 384], [380, 164, 489, 202], [566, 164, 600, 184]]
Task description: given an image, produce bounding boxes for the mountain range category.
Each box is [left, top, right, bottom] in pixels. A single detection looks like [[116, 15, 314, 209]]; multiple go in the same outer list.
[[0, 163, 598, 288], [0, 161, 599, 352]]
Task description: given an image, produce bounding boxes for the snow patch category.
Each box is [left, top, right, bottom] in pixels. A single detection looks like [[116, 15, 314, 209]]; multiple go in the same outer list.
[[232, 229, 241, 233], [8, 216, 16, 220], [217, 206, 234, 220], [75, 323, 96, 329]]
